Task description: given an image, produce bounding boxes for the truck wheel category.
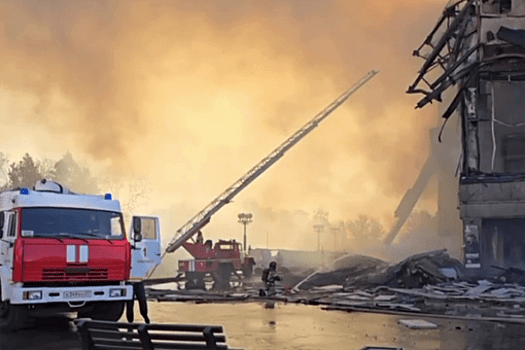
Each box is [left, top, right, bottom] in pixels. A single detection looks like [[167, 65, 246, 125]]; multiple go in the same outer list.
[[219, 264, 233, 281], [185, 272, 206, 290], [0, 290, 27, 331], [78, 301, 125, 321], [213, 264, 233, 290], [243, 264, 253, 278]]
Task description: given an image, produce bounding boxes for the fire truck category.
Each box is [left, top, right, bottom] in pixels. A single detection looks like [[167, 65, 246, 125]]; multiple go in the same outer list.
[[0, 179, 161, 330], [178, 237, 255, 289]]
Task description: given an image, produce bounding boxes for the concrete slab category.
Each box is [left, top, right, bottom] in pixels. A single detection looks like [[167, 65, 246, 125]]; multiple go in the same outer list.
[[398, 319, 438, 329]]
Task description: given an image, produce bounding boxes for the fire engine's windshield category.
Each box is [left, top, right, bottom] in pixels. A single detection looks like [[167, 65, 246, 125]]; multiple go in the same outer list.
[[20, 208, 124, 239]]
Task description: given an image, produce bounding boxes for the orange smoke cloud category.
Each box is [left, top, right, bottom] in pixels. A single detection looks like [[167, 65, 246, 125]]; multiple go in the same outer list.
[[0, 0, 449, 251]]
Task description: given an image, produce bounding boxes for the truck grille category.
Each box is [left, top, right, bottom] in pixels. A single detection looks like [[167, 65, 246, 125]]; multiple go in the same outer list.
[[42, 268, 109, 281]]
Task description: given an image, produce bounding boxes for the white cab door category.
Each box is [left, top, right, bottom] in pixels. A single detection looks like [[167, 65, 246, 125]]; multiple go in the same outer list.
[[0, 211, 17, 300], [130, 216, 162, 279], [0, 211, 16, 266]]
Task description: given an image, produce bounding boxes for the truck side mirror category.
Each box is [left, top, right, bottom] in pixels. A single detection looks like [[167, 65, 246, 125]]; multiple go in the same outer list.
[[0, 212, 4, 238], [133, 217, 142, 243]]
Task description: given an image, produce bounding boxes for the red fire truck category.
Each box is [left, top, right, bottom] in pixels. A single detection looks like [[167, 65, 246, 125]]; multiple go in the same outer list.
[[178, 238, 255, 289], [0, 179, 161, 330]]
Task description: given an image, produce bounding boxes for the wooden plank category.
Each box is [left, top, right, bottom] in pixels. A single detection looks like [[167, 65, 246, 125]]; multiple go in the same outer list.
[[146, 342, 228, 350], [91, 337, 143, 349], [81, 320, 223, 333], [147, 333, 226, 343], [145, 324, 223, 333], [93, 345, 141, 350], [90, 328, 141, 340]]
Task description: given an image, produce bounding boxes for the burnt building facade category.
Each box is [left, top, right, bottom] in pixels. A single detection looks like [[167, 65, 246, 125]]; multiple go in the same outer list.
[[409, 0, 525, 274]]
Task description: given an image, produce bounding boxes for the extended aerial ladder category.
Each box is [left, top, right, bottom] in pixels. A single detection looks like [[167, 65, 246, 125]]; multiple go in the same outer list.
[[148, 70, 378, 277]]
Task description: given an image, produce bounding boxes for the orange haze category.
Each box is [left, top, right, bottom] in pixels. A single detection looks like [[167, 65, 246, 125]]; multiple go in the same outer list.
[[0, 1, 448, 254]]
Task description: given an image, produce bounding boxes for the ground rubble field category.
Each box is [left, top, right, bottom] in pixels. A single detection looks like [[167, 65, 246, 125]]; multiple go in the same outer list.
[[146, 249, 525, 324]]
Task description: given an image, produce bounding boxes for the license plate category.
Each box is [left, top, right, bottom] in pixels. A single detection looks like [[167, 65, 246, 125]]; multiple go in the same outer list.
[[63, 290, 92, 299]]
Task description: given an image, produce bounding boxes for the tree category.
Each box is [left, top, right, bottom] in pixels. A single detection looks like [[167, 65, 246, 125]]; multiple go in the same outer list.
[[51, 152, 98, 193], [345, 215, 384, 249], [0, 153, 9, 189], [39, 158, 56, 179], [123, 177, 150, 215], [8, 153, 42, 189], [103, 175, 150, 221]]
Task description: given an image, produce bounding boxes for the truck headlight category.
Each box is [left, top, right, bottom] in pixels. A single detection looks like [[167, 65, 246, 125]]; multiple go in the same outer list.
[[109, 288, 126, 297], [23, 291, 42, 300]]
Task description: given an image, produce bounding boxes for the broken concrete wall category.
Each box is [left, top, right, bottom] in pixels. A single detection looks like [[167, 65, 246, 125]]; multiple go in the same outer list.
[[461, 11, 525, 273], [408, 0, 525, 276]]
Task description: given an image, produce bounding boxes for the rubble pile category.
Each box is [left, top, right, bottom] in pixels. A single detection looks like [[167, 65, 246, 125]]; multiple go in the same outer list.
[[343, 249, 463, 289], [491, 266, 525, 285], [310, 279, 525, 319], [392, 280, 525, 304], [147, 250, 525, 321], [297, 255, 388, 290]]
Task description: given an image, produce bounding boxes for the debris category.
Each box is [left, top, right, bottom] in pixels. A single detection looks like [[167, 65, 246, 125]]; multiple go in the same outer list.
[[490, 288, 511, 296], [491, 265, 525, 284], [297, 255, 388, 290], [345, 250, 462, 289], [343, 295, 371, 301], [355, 290, 374, 298], [497, 312, 525, 318], [310, 285, 344, 293], [377, 303, 421, 312], [374, 295, 397, 302], [397, 319, 438, 329], [438, 268, 458, 279], [464, 283, 493, 296]]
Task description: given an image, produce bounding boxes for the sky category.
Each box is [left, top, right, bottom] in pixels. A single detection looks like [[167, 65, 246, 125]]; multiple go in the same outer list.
[[0, 0, 451, 257]]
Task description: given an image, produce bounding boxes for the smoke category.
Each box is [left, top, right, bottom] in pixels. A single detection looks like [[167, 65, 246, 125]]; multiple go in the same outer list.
[[0, 0, 449, 251]]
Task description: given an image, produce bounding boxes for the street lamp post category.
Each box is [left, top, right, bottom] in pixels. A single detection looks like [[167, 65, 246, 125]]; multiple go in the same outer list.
[[238, 213, 253, 252], [331, 227, 340, 252], [313, 224, 323, 251]]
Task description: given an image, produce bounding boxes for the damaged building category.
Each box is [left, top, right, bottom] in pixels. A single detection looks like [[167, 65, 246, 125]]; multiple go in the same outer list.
[[409, 0, 525, 274]]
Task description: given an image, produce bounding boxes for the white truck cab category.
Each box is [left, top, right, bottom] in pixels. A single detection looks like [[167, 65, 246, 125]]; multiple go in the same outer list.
[[0, 179, 161, 330]]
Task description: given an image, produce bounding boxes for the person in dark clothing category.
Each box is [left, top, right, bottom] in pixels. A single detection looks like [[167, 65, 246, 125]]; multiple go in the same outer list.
[[126, 281, 150, 324], [259, 261, 281, 296]]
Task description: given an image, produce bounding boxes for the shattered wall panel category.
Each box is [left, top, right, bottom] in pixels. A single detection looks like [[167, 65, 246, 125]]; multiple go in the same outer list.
[[477, 80, 525, 174]]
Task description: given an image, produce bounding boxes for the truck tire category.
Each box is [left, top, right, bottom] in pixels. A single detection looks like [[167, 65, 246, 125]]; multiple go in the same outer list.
[[185, 272, 206, 290], [243, 264, 254, 278], [0, 289, 27, 331], [212, 264, 233, 290], [78, 301, 125, 321]]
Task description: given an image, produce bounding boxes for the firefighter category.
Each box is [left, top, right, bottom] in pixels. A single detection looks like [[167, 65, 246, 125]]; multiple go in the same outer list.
[[259, 261, 281, 296]]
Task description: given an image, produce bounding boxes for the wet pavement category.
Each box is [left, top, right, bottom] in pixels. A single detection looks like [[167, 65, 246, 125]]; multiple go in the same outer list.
[[2, 302, 525, 349], [0, 316, 79, 350]]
